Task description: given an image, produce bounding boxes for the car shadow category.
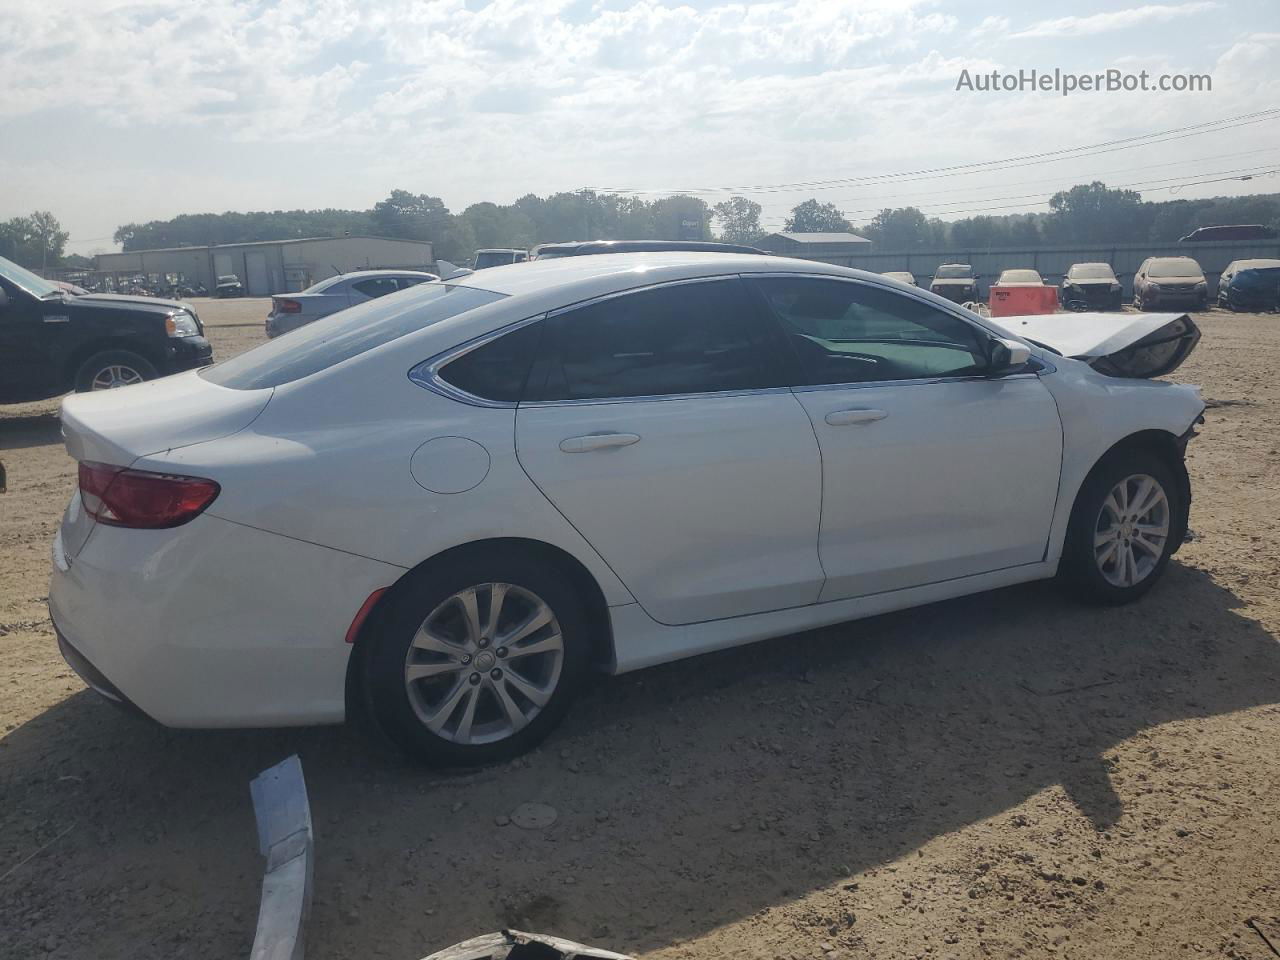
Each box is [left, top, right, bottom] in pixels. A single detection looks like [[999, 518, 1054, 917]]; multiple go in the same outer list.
[[0, 411, 62, 451], [1, 561, 1277, 959]]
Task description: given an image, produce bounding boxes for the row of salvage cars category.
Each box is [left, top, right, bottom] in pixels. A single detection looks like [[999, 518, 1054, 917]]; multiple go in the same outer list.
[[883, 256, 1280, 312]]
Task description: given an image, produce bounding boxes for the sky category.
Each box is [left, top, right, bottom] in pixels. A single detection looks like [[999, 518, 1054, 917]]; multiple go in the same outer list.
[[2, 0, 1278, 253]]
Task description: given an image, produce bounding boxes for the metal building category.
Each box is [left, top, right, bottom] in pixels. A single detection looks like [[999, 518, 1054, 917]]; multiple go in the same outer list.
[[94, 236, 434, 296], [755, 231, 872, 265]]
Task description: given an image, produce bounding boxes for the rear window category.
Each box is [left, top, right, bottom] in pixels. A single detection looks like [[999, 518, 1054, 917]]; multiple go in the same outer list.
[[201, 283, 505, 389]]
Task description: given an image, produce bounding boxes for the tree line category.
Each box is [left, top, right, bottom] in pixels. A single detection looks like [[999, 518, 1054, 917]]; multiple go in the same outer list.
[[4, 183, 1278, 271]]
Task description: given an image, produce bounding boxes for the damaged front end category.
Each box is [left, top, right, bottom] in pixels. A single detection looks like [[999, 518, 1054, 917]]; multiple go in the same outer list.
[[1000, 311, 1201, 379]]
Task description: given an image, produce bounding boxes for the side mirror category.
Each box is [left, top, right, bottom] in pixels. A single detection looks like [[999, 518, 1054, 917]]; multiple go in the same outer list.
[[988, 337, 1032, 377]]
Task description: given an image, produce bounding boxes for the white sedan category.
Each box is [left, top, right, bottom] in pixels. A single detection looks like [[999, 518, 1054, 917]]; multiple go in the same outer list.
[[50, 253, 1204, 764]]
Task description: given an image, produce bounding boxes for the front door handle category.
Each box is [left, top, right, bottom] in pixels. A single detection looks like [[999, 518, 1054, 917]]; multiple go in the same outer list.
[[825, 408, 888, 426], [559, 432, 642, 453]]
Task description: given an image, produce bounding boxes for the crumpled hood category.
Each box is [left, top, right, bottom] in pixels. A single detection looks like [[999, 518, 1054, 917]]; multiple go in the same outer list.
[[999, 311, 1201, 378]]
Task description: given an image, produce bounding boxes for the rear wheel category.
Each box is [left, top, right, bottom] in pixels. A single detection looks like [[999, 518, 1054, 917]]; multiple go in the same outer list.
[[73, 349, 158, 392], [363, 552, 591, 765], [1060, 450, 1181, 604]]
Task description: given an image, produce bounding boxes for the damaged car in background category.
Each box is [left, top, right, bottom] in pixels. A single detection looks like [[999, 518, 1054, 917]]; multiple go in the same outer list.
[[1216, 258, 1280, 312], [928, 262, 980, 302], [49, 253, 1203, 766], [1060, 262, 1124, 311]]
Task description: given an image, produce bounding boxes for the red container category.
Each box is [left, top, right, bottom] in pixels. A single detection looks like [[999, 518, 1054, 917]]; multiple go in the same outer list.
[[988, 285, 1058, 317]]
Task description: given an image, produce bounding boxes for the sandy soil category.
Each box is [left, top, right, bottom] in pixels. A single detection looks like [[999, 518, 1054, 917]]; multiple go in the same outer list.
[[2, 298, 1279, 960]]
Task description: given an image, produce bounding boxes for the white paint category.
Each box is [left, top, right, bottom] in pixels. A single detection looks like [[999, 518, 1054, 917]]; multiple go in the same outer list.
[[410, 436, 490, 494]]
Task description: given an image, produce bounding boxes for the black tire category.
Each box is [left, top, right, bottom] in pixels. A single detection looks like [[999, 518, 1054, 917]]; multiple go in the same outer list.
[[73, 349, 159, 393], [362, 549, 591, 766], [1060, 449, 1182, 605]]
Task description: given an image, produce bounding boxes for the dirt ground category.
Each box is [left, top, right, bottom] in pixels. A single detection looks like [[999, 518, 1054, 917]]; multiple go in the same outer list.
[[2, 296, 1279, 960]]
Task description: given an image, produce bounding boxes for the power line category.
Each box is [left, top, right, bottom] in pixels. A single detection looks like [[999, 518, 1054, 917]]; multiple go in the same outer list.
[[594, 108, 1280, 196]]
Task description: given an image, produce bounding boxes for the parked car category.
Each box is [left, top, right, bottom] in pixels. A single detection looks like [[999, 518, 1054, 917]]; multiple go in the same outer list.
[[530, 239, 766, 259], [928, 263, 979, 302], [50, 253, 1203, 765], [881, 271, 916, 286], [215, 274, 245, 298], [994, 269, 1044, 287], [1216, 259, 1280, 312], [0, 254, 212, 403], [1133, 257, 1209, 311], [266, 270, 440, 338], [473, 249, 528, 269], [1061, 263, 1123, 311]]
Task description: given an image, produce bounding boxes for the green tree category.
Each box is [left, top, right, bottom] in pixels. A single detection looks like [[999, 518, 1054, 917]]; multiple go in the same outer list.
[[371, 190, 452, 241], [859, 207, 943, 250], [0, 211, 69, 269], [712, 196, 763, 243], [1044, 182, 1144, 243], [784, 199, 852, 233]]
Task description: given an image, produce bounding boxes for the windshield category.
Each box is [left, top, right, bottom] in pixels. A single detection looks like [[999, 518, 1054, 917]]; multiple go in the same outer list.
[[934, 265, 973, 279], [1149, 258, 1204, 279], [999, 269, 1041, 284], [201, 283, 505, 389], [474, 251, 517, 269], [0, 254, 60, 298], [1068, 264, 1116, 280]]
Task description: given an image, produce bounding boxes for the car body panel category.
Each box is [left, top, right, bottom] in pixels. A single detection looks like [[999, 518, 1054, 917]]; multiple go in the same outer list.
[[791, 376, 1062, 600], [515, 391, 825, 624], [49, 512, 399, 726]]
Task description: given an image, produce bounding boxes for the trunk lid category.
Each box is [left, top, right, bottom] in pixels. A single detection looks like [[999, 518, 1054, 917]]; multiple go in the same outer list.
[[1000, 311, 1201, 379], [57, 370, 271, 558], [60, 369, 272, 466]]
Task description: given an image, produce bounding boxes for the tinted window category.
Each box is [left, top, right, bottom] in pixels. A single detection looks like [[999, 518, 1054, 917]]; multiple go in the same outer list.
[[201, 283, 505, 390], [352, 277, 400, 298], [398, 276, 430, 289], [539, 279, 772, 401], [438, 322, 543, 402], [748, 277, 988, 385]]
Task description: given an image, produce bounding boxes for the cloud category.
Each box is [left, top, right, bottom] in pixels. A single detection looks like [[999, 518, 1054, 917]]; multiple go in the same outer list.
[[1010, 2, 1220, 39]]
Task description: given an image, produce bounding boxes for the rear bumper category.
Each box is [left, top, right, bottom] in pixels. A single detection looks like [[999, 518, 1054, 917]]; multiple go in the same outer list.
[[48, 510, 403, 728], [55, 624, 151, 719]]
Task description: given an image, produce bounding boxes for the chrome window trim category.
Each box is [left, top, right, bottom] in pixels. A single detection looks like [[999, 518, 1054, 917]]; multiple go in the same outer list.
[[408, 313, 547, 409], [408, 268, 1057, 409]]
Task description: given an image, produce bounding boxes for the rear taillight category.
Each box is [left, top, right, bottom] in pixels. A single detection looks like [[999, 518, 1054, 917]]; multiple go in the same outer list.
[[78, 461, 220, 529], [275, 298, 301, 314]]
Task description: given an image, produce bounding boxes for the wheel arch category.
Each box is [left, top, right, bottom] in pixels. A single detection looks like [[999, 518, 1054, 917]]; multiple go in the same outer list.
[[344, 537, 616, 721], [62, 337, 165, 391], [1068, 428, 1192, 554]]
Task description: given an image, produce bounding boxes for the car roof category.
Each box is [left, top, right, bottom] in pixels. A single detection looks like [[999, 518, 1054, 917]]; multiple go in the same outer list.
[[475, 248, 525, 254], [531, 239, 766, 256], [330, 270, 438, 283], [448, 251, 858, 301]]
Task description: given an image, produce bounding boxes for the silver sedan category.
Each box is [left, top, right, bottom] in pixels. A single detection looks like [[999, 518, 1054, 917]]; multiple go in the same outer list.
[[265, 270, 439, 337]]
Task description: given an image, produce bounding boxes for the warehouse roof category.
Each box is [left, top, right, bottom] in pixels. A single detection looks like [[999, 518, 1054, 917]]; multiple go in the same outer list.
[[96, 235, 431, 256]]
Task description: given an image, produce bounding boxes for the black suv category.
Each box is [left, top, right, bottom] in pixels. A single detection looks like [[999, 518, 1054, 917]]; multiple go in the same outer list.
[[0, 255, 213, 403]]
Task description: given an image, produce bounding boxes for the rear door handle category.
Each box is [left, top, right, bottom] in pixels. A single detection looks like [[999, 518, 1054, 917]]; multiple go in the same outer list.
[[559, 433, 642, 453], [825, 408, 888, 426]]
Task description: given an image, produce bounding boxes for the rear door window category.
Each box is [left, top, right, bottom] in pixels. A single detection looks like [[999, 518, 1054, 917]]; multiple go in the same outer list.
[[201, 284, 505, 389], [351, 277, 400, 299], [535, 278, 777, 401]]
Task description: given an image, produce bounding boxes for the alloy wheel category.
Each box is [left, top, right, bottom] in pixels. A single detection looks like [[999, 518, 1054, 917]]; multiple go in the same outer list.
[[90, 364, 146, 390], [1093, 473, 1170, 588], [403, 582, 564, 745]]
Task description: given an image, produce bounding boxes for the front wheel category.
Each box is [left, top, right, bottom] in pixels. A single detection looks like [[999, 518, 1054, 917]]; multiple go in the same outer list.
[[1060, 450, 1182, 605], [363, 552, 591, 765], [73, 349, 159, 392]]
